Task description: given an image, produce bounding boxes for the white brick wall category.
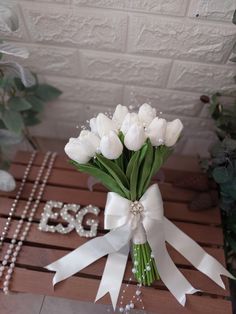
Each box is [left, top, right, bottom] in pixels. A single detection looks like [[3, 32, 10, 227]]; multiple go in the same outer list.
[[1, 0, 236, 156]]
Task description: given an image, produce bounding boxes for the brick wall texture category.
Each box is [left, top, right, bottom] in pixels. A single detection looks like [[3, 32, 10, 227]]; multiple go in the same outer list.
[[1, 0, 236, 156]]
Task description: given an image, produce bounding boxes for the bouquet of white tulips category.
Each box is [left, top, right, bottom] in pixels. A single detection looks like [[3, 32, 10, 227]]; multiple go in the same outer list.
[[65, 103, 183, 286]]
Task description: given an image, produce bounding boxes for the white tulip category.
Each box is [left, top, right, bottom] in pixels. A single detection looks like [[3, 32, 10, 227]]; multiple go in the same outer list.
[[146, 117, 167, 146], [165, 119, 183, 147], [65, 138, 91, 164], [120, 112, 141, 134], [96, 113, 117, 138], [138, 103, 156, 126], [124, 123, 146, 151], [0, 170, 16, 192], [65, 132, 100, 164], [112, 104, 129, 128], [100, 131, 123, 160], [89, 117, 98, 135]]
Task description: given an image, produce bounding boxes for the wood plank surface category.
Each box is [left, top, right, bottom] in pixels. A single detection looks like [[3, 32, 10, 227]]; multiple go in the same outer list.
[[1, 268, 232, 314], [0, 151, 232, 313]]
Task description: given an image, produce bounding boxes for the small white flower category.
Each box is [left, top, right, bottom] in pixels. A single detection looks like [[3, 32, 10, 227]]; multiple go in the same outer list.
[[112, 104, 129, 129], [65, 131, 100, 164], [146, 117, 167, 146], [120, 112, 141, 135], [100, 131, 123, 160], [165, 119, 183, 147], [96, 113, 117, 138], [138, 103, 156, 127], [124, 123, 146, 151]]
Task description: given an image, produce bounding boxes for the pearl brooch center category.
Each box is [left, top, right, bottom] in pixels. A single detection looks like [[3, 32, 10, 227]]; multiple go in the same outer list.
[[130, 201, 144, 216]]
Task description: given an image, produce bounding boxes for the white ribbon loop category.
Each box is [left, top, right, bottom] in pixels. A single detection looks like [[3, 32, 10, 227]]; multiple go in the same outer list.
[[46, 184, 233, 310]]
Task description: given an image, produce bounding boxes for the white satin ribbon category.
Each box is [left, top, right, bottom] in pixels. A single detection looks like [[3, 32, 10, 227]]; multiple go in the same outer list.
[[45, 184, 234, 310]]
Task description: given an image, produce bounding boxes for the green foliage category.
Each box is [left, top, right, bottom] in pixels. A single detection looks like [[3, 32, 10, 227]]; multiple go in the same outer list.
[[70, 141, 172, 202], [0, 68, 61, 157], [201, 92, 236, 255]]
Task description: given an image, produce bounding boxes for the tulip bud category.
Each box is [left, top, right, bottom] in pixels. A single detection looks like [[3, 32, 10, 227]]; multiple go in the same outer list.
[[65, 138, 91, 164], [112, 104, 129, 128], [79, 131, 100, 155], [124, 123, 146, 151], [100, 131, 123, 159], [65, 131, 100, 164], [146, 117, 167, 146], [165, 119, 183, 147], [120, 112, 141, 135], [138, 103, 156, 126], [96, 113, 117, 138]]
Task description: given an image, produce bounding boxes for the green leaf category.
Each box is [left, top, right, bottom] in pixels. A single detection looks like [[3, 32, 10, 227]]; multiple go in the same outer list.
[[96, 154, 130, 198], [126, 151, 140, 180], [35, 84, 62, 102], [223, 138, 236, 151], [143, 146, 172, 193], [0, 129, 22, 146], [25, 95, 44, 112], [2, 109, 24, 133], [14, 77, 25, 91], [22, 110, 41, 126], [130, 144, 148, 201], [212, 166, 233, 184], [70, 160, 125, 197], [7, 96, 32, 111], [137, 140, 154, 198]]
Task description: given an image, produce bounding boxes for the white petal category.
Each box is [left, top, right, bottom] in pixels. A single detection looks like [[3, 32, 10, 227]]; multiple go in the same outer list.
[[64, 138, 91, 164], [100, 131, 123, 159], [120, 112, 141, 135], [96, 113, 117, 138], [112, 104, 129, 129], [138, 103, 156, 126], [124, 124, 146, 151], [165, 119, 183, 147], [0, 170, 16, 192], [89, 117, 98, 135], [147, 117, 167, 146]]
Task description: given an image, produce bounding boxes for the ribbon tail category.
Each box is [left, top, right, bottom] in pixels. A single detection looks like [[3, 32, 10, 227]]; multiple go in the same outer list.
[[164, 217, 235, 288], [95, 244, 130, 310], [143, 219, 199, 306], [45, 225, 132, 286]]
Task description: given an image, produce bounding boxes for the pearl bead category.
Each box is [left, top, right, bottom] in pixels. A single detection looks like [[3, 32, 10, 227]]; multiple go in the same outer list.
[[130, 303, 134, 309], [136, 290, 141, 296], [119, 307, 124, 313], [146, 266, 151, 271]]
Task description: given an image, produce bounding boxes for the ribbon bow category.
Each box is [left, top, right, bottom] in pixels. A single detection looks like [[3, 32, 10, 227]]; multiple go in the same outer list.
[[46, 184, 233, 310]]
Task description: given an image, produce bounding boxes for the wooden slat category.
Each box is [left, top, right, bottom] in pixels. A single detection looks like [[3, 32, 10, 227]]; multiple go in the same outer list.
[[0, 243, 228, 297], [14, 151, 202, 174], [2, 267, 231, 314], [0, 151, 231, 313], [0, 196, 221, 226]]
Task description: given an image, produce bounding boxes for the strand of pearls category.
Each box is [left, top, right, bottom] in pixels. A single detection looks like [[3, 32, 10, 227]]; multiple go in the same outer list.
[[0, 151, 37, 249], [118, 245, 155, 313], [0, 152, 57, 294]]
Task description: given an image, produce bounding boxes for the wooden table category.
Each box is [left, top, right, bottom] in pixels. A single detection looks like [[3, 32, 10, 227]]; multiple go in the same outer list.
[[0, 151, 233, 314]]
